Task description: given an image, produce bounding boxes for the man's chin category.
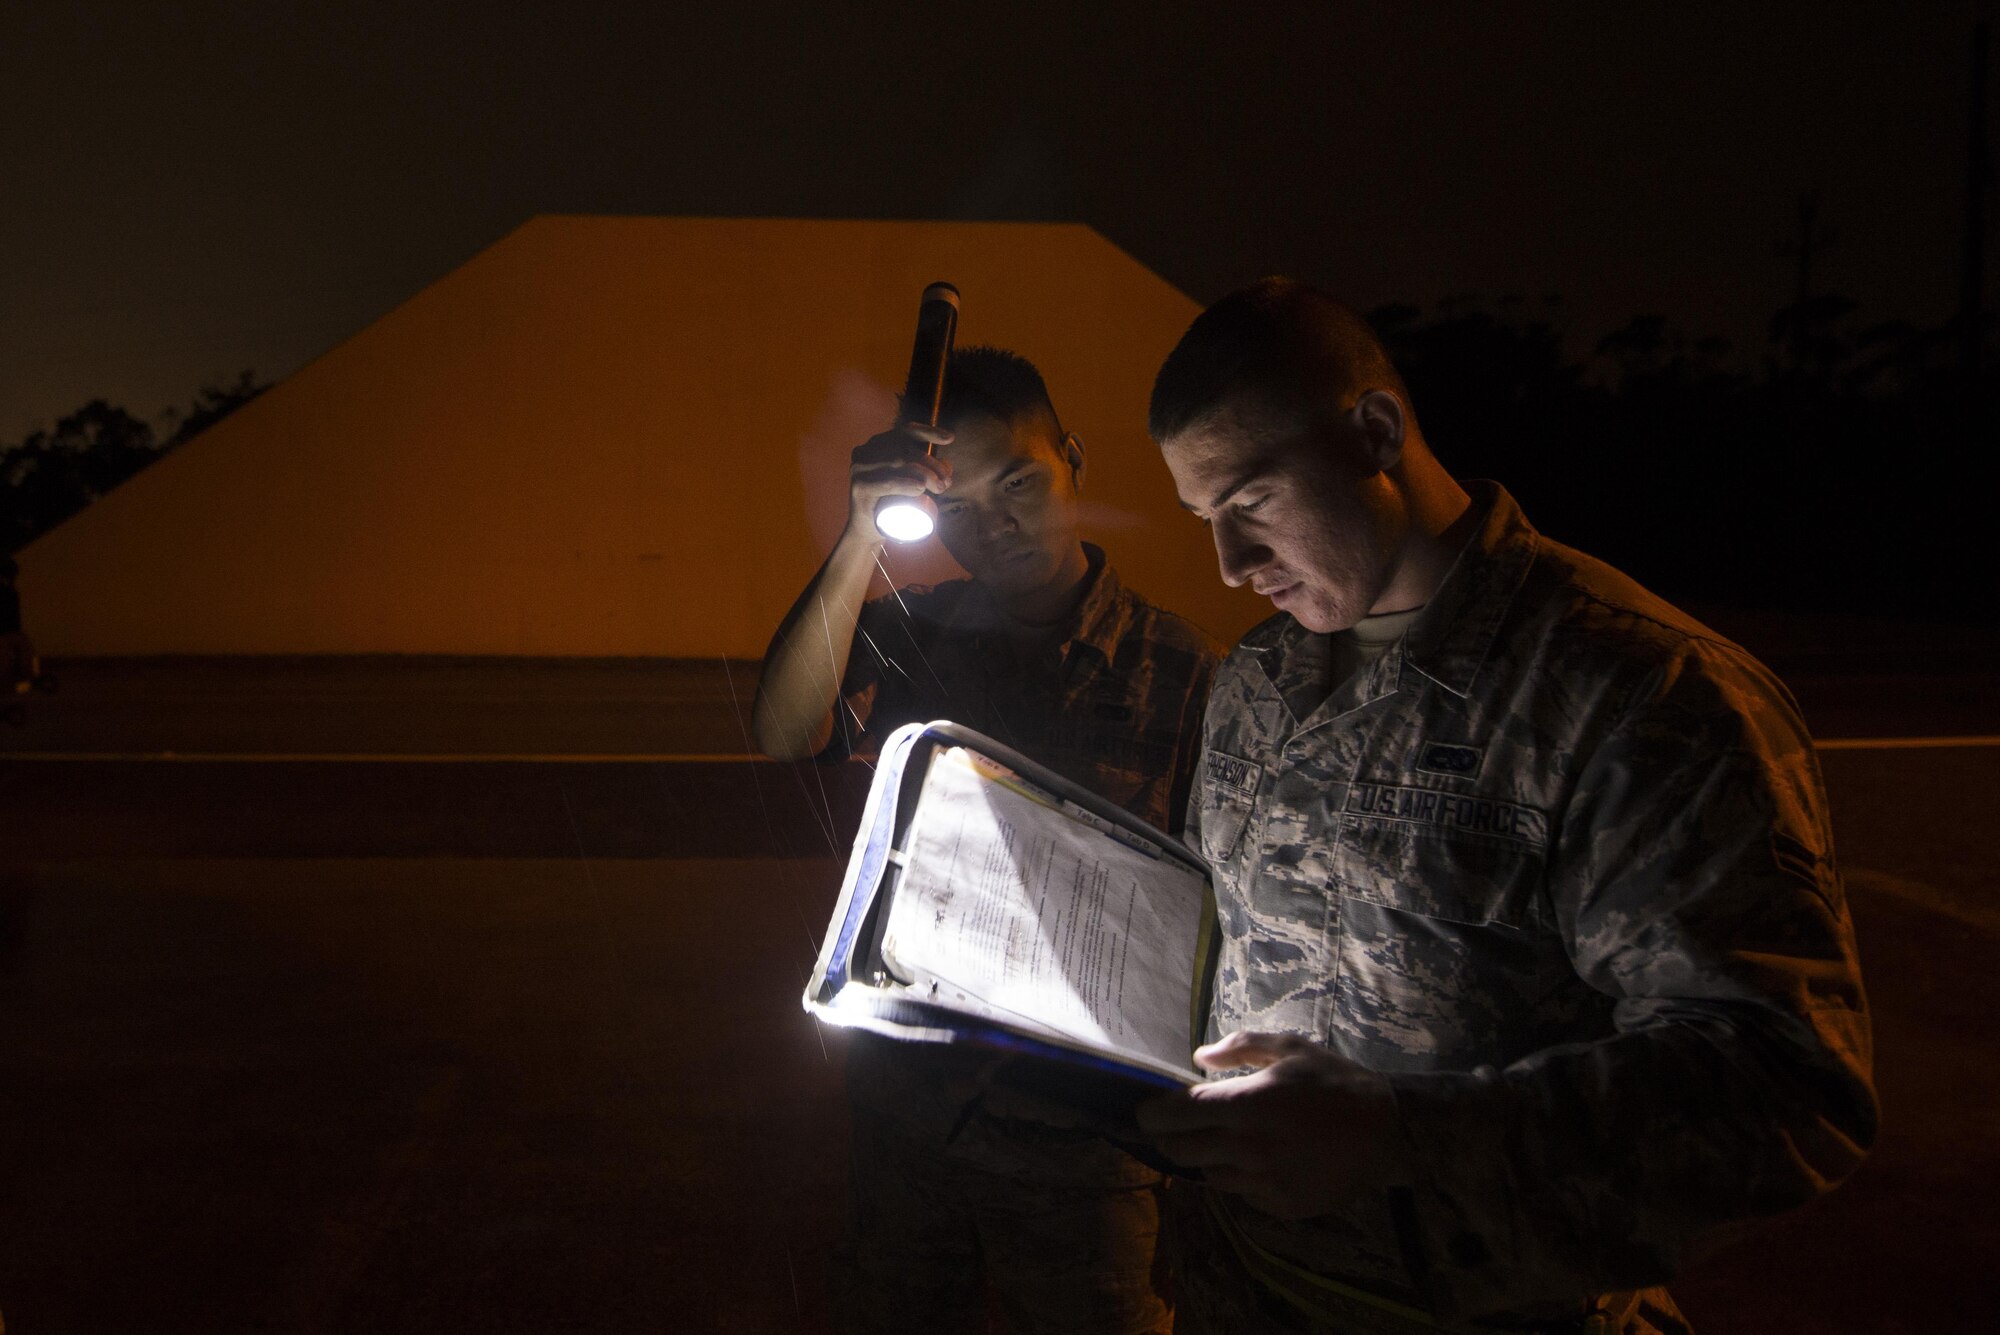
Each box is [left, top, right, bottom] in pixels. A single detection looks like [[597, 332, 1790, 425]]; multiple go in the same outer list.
[[1276, 593, 1343, 634], [973, 555, 1051, 594], [1265, 585, 1312, 628]]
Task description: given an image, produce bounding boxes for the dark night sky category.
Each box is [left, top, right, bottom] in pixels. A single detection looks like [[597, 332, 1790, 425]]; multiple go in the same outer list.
[[5, 0, 1993, 438]]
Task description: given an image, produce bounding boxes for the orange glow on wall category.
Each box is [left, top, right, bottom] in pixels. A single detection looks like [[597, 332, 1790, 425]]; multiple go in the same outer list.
[[20, 217, 1265, 656]]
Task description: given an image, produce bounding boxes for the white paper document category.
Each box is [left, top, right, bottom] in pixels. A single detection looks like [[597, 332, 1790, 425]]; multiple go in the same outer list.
[[881, 747, 1206, 1080]]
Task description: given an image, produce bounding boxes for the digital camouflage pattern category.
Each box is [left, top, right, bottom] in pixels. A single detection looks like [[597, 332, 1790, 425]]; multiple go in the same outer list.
[[828, 544, 1218, 836], [1179, 484, 1876, 1333], [829, 544, 1220, 1334]]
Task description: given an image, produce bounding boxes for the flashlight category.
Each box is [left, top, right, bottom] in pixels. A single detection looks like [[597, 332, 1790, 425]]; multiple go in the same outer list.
[[875, 281, 960, 543]]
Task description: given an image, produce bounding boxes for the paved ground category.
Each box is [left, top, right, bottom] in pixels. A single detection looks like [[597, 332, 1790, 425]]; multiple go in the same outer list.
[[0, 658, 771, 758], [0, 856, 856, 1334], [1, 653, 1996, 1333], [6, 625, 2000, 758]]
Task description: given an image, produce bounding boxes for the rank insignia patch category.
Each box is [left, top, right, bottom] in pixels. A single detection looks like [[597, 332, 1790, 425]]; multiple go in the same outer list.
[[1416, 741, 1483, 779]]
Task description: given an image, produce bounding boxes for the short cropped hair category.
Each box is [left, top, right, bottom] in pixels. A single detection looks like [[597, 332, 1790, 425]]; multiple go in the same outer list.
[[1148, 277, 1411, 442], [922, 345, 1065, 441]]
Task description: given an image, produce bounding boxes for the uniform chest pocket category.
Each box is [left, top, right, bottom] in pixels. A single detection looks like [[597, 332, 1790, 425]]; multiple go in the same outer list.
[[1335, 815, 1542, 928], [1195, 751, 1263, 864]]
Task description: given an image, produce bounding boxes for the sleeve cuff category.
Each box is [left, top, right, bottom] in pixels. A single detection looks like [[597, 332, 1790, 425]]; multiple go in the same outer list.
[[1388, 1067, 1548, 1320]]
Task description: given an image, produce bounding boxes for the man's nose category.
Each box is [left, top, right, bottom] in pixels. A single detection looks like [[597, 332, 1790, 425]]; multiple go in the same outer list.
[[1214, 519, 1268, 588], [981, 507, 1020, 542]]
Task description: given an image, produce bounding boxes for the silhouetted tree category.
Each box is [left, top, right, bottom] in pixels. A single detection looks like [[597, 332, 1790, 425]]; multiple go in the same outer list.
[[1, 372, 267, 553], [158, 371, 268, 447], [1370, 296, 1994, 620]]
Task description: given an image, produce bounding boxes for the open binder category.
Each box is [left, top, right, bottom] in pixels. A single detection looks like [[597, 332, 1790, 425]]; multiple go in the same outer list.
[[804, 721, 1219, 1123]]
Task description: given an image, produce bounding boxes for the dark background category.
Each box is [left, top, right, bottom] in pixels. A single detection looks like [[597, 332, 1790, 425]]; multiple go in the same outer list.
[[4, 0, 1985, 419], [4, 8, 1999, 1332], [5, 2, 1995, 620]]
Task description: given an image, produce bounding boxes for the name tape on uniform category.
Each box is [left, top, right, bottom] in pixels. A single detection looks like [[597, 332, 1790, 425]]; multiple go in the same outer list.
[[1345, 781, 1548, 849], [1204, 751, 1262, 797]]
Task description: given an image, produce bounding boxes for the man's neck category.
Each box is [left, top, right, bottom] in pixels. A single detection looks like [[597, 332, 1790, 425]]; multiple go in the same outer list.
[[990, 541, 1094, 633], [1369, 473, 1476, 617]]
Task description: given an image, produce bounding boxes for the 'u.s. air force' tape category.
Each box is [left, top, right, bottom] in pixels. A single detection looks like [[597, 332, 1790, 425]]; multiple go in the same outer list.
[[1345, 781, 1548, 848]]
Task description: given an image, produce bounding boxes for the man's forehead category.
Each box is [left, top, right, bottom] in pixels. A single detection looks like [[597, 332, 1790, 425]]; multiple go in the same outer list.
[[1217, 387, 1315, 440], [1162, 417, 1279, 489], [940, 413, 1059, 470], [1163, 398, 1342, 511]]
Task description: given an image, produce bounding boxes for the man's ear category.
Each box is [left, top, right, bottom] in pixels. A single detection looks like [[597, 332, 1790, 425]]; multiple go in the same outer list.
[[1352, 390, 1406, 472], [1063, 432, 1086, 490]]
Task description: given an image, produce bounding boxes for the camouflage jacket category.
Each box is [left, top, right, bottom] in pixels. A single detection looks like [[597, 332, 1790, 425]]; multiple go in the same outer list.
[[1188, 484, 1876, 1324], [830, 543, 1221, 836]]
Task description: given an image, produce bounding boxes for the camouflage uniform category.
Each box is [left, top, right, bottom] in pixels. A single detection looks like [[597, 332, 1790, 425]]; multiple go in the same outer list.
[[1179, 484, 1876, 1333], [827, 543, 1221, 1335]]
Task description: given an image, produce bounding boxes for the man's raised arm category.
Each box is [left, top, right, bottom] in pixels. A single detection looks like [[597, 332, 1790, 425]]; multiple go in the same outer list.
[[750, 424, 950, 760]]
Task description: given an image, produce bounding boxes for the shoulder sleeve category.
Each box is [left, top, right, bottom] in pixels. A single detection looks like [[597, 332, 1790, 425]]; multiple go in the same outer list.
[[1165, 638, 1223, 839], [1386, 640, 1878, 1318], [815, 590, 918, 762]]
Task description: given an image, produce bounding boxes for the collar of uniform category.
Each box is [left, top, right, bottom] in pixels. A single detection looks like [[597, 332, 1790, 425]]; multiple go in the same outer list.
[[1247, 616, 1404, 727], [1399, 481, 1539, 698], [1062, 543, 1133, 667]]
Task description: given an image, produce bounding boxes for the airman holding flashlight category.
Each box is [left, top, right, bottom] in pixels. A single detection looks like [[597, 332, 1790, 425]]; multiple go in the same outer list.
[[754, 346, 1221, 1334]]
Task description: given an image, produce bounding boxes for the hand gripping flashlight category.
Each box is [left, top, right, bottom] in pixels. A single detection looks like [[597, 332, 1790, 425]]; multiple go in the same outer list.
[[874, 281, 960, 543]]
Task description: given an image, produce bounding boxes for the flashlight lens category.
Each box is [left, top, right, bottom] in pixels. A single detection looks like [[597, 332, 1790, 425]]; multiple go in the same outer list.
[[877, 502, 935, 543]]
